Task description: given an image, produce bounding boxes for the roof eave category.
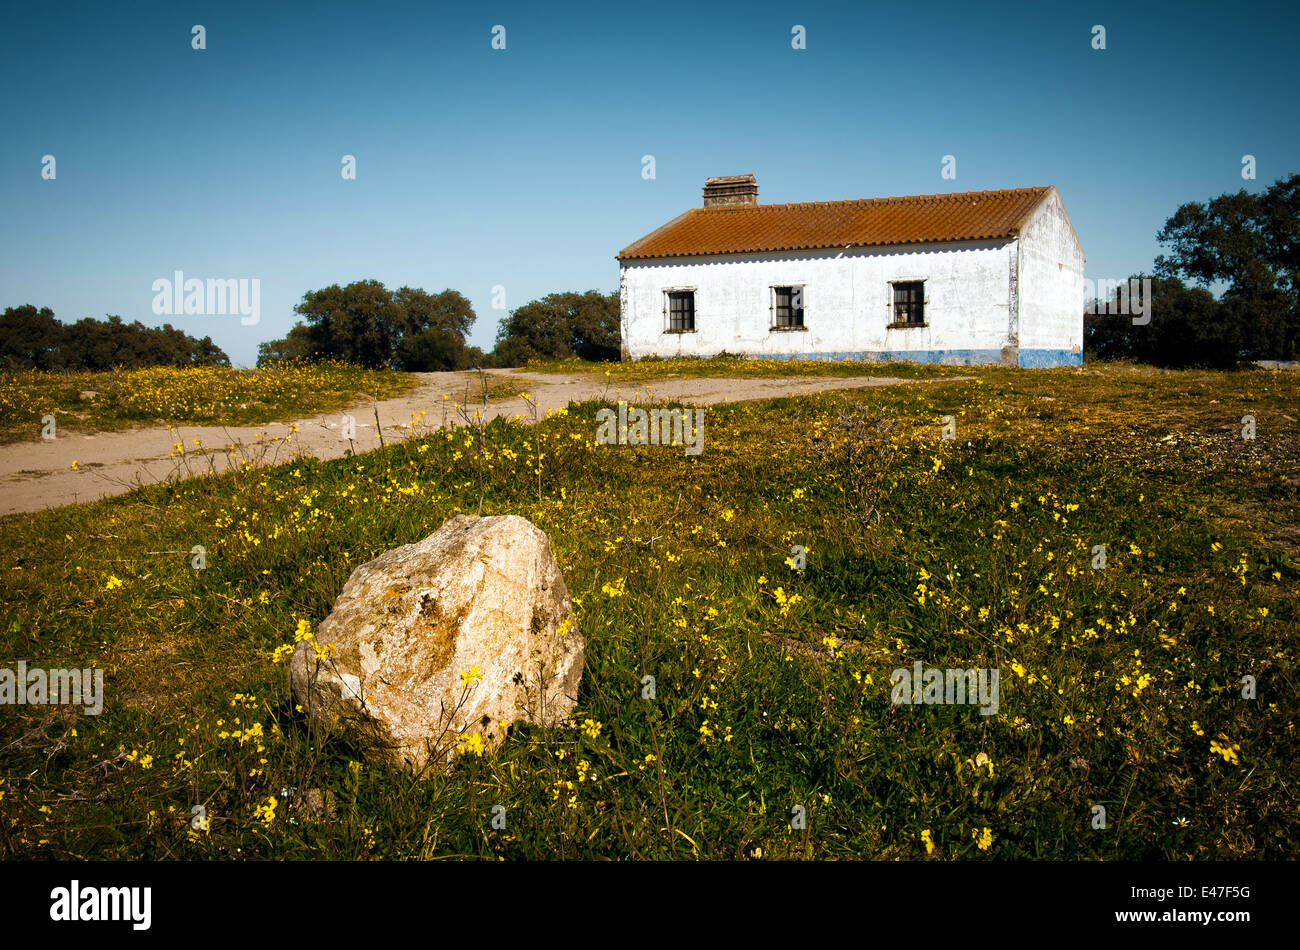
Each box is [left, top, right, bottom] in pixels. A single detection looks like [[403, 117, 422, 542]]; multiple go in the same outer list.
[[619, 233, 1021, 263], [1008, 186, 1055, 236], [615, 208, 700, 261]]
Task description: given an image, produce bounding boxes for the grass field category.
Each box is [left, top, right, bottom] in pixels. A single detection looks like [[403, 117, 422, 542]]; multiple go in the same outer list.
[[0, 360, 1296, 859], [526, 353, 972, 381], [0, 362, 416, 444]]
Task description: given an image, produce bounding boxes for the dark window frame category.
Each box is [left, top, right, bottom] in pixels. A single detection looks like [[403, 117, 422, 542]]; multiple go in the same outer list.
[[665, 289, 696, 333], [890, 280, 926, 327], [771, 285, 806, 330]]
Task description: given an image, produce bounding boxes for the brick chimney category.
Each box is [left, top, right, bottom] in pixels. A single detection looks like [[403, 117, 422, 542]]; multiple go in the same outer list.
[[703, 174, 758, 207]]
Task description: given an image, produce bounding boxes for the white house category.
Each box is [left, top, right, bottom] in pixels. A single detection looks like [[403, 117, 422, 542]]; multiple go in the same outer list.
[[617, 175, 1084, 368]]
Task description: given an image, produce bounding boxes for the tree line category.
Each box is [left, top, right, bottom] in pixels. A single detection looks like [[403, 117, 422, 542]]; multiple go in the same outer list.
[[0, 306, 229, 371], [255, 283, 620, 370], [1086, 173, 1298, 367], [0, 286, 621, 374]]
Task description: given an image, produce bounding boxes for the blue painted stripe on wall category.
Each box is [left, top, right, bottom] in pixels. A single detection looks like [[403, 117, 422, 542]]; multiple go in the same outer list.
[[640, 349, 1082, 367], [747, 349, 1002, 365], [1017, 349, 1083, 368], [721, 349, 1082, 368]]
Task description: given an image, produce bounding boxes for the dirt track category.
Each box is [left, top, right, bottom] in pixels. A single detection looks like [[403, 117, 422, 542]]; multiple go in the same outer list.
[[0, 369, 966, 516]]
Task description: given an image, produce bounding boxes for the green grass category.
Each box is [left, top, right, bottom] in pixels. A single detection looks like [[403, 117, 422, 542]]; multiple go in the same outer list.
[[523, 354, 972, 381], [0, 362, 417, 444], [0, 361, 1296, 859]]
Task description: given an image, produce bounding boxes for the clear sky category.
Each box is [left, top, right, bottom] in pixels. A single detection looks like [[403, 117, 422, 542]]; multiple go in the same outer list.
[[3, 0, 1297, 366]]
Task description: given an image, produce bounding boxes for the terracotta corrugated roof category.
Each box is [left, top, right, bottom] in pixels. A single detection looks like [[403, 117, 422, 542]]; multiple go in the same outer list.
[[617, 186, 1052, 261]]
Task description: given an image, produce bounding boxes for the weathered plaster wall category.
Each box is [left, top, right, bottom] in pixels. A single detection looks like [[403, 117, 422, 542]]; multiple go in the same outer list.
[[621, 239, 1017, 365], [1015, 187, 1085, 366]]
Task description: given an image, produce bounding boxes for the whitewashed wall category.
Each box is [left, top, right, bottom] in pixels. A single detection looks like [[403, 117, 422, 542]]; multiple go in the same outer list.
[[620, 239, 1016, 364], [1015, 187, 1085, 366]]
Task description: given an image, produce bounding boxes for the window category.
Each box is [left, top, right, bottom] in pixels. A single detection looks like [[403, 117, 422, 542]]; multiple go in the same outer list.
[[667, 290, 695, 332], [892, 281, 925, 326], [772, 286, 805, 329]]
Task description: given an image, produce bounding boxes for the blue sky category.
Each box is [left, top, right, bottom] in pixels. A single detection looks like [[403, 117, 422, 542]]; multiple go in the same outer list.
[[2, 0, 1297, 366]]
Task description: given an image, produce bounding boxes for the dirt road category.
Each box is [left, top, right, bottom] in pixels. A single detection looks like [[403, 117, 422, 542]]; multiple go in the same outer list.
[[0, 369, 964, 516]]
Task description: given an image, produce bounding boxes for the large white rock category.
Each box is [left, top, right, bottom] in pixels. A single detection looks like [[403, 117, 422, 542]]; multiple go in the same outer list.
[[288, 514, 584, 775]]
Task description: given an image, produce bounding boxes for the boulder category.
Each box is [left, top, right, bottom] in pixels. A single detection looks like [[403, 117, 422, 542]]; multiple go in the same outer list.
[[288, 514, 584, 776]]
